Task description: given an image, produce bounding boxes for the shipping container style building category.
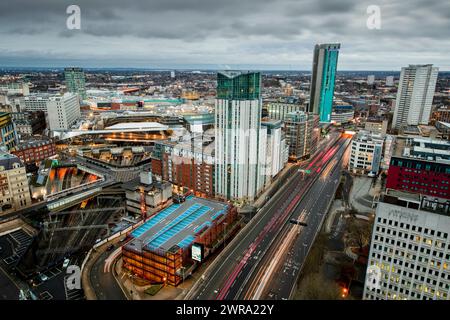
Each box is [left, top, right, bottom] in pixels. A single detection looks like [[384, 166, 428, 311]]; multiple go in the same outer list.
[[122, 195, 238, 286]]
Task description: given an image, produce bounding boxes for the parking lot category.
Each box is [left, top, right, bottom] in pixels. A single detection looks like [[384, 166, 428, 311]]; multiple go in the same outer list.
[[31, 256, 86, 300]]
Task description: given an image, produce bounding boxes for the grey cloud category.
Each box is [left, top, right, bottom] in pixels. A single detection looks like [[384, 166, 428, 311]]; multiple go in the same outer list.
[[0, 0, 448, 70]]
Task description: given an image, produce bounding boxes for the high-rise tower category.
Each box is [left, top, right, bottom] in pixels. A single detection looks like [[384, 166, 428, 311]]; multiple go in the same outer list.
[[392, 64, 438, 130], [309, 43, 340, 123], [64, 67, 87, 100], [214, 71, 266, 202]]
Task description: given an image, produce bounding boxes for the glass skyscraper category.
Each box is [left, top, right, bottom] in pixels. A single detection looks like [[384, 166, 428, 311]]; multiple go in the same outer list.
[[215, 71, 266, 202], [64, 67, 87, 100], [309, 43, 340, 123]]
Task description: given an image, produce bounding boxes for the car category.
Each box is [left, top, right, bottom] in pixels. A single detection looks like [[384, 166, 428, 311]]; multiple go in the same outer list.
[[62, 258, 70, 268], [39, 273, 49, 282], [106, 244, 115, 251], [31, 277, 42, 287]]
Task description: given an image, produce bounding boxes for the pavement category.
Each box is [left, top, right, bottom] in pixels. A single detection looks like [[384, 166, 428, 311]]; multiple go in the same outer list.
[[348, 175, 382, 213], [325, 199, 345, 234]]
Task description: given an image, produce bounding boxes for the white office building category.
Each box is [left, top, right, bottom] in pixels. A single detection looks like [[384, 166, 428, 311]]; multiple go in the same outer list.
[[262, 119, 288, 185], [23, 94, 51, 112], [368, 75, 375, 85], [386, 76, 394, 87], [47, 93, 81, 131], [215, 71, 266, 202], [331, 110, 355, 125], [392, 64, 439, 130], [349, 130, 384, 174], [364, 190, 450, 300]]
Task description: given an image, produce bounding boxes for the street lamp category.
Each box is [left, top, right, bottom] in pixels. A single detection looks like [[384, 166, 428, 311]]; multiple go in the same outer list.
[[341, 287, 348, 298]]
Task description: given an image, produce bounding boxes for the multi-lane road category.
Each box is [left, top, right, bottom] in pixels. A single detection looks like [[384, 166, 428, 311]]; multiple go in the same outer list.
[[186, 132, 350, 300], [243, 137, 351, 300]]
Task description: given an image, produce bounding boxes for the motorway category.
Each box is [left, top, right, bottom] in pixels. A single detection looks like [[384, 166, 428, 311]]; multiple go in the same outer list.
[[186, 132, 349, 300], [243, 137, 351, 300]]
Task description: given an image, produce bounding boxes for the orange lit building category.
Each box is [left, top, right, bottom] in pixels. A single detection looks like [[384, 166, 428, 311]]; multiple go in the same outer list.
[[122, 196, 238, 286]]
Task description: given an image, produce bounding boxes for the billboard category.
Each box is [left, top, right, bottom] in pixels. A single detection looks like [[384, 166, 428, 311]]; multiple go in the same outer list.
[[192, 243, 203, 262]]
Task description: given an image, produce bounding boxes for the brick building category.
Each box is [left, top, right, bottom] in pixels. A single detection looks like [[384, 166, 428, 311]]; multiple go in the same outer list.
[[151, 134, 214, 198], [12, 138, 56, 165], [386, 137, 450, 200]]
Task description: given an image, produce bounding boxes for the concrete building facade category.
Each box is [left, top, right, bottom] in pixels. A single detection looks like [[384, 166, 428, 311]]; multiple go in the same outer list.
[[284, 111, 320, 161], [364, 190, 450, 300], [214, 71, 266, 202], [47, 93, 81, 131], [393, 64, 439, 130], [0, 152, 31, 213], [349, 131, 384, 174]]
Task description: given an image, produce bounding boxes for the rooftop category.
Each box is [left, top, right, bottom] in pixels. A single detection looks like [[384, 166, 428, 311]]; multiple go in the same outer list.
[[261, 118, 283, 129], [14, 138, 53, 151], [354, 130, 384, 143], [122, 176, 171, 193], [0, 152, 23, 170], [382, 189, 450, 216], [104, 122, 168, 131], [218, 70, 259, 78], [156, 133, 215, 157], [126, 196, 229, 253], [393, 136, 450, 163]]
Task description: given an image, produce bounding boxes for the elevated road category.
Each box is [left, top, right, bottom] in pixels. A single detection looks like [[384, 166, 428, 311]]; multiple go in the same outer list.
[[243, 138, 351, 300], [186, 134, 348, 300]]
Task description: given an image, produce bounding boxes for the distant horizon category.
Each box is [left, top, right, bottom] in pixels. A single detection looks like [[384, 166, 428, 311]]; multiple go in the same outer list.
[[2, 1, 449, 72], [3, 65, 450, 74]]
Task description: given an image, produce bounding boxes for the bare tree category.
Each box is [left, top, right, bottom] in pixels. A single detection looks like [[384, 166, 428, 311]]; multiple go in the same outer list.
[[347, 218, 372, 250]]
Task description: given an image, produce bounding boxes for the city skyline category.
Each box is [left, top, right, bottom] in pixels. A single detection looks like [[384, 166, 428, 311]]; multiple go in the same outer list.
[[0, 0, 449, 306], [0, 0, 449, 71]]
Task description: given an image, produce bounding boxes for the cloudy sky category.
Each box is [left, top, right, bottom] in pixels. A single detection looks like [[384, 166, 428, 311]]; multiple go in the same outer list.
[[0, 0, 449, 70]]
